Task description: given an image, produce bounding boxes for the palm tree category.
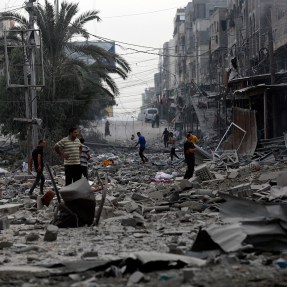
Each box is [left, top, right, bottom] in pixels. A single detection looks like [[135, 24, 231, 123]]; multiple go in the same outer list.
[[1, 0, 130, 110]]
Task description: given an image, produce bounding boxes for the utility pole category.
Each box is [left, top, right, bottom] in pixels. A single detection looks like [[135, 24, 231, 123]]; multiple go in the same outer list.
[[268, 4, 276, 138], [26, 0, 38, 148], [55, 0, 59, 20], [4, 0, 44, 165]]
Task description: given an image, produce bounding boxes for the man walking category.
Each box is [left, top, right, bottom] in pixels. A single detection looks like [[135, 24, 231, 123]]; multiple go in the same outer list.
[[162, 128, 169, 148], [54, 127, 82, 186], [135, 132, 148, 163], [184, 133, 197, 179], [105, 120, 111, 136], [79, 137, 90, 179], [29, 139, 46, 196], [169, 132, 179, 162]]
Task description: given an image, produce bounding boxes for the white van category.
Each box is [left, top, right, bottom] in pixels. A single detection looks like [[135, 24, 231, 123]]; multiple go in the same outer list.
[[144, 108, 158, 122]]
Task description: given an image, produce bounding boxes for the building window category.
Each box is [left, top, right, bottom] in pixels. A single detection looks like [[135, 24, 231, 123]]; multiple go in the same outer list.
[[221, 20, 227, 31], [197, 4, 206, 18]]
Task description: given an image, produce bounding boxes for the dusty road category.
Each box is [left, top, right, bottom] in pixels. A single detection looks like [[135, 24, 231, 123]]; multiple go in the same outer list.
[[96, 119, 170, 146]]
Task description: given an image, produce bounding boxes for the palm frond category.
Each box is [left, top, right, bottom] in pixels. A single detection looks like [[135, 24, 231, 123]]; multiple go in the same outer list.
[[72, 10, 101, 27], [0, 12, 29, 28]]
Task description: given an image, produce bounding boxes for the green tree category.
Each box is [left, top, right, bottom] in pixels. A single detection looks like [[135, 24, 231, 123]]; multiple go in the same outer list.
[[0, 0, 130, 139]]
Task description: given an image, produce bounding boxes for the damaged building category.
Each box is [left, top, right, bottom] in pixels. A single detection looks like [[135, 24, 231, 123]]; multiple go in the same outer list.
[[151, 0, 287, 152]]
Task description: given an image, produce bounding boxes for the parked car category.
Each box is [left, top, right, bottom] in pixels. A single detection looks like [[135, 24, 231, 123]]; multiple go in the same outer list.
[[144, 108, 158, 122]]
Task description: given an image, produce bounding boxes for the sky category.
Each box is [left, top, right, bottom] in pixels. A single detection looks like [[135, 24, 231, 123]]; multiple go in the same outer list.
[[1, 0, 190, 119]]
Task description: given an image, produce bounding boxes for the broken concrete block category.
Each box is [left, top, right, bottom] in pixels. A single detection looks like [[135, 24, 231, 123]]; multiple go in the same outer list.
[[182, 268, 199, 282], [169, 191, 180, 202], [277, 172, 287, 187], [44, 225, 58, 242], [227, 170, 239, 179], [121, 216, 144, 227], [180, 179, 193, 191], [0, 204, 23, 216], [100, 206, 114, 220], [191, 181, 202, 189], [26, 232, 40, 242], [168, 243, 184, 255], [0, 216, 9, 230], [127, 271, 144, 286], [237, 189, 253, 198], [195, 189, 213, 196], [214, 173, 226, 180], [124, 201, 139, 213], [0, 239, 13, 249], [258, 171, 282, 182], [195, 165, 214, 181], [149, 190, 164, 200], [0, 199, 10, 205], [131, 193, 150, 201], [227, 183, 251, 195], [251, 184, 270, 192], [143, 206, 170, 213]]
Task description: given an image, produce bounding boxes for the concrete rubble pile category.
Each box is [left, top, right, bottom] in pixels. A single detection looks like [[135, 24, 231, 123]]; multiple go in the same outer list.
[[0, 145, 287, 286]]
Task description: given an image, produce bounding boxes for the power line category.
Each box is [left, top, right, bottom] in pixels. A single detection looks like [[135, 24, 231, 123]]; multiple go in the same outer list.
[[0, 4, 25, 13], [102, 7, 181, 19]]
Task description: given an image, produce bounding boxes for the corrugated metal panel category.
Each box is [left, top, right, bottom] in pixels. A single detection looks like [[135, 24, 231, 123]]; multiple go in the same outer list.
[[223, 108, 257, 155]]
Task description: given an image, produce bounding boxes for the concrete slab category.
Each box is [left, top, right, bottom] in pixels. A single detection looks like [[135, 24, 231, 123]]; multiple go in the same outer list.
[[0, 204, 23, 216], [258, 171, 283, 182], [277, 172, 287, 187]]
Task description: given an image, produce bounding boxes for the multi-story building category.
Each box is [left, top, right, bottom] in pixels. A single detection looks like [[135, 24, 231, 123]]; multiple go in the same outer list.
[[209, 7, 228, 92], [226, 0, 287, 140], [141, 87, 156, 111], [185, 0, 227, 87], [147, 0, 287, 140], [173, 8, 186, 92], [161, 40, 177, 122], [272, 0, 287, 71]]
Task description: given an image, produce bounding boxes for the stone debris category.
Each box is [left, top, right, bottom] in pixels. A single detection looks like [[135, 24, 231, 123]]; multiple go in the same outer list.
[[44, 225, 59, 242], [127, 271, 145, 285], [0, 216, 9, 230], [0, 137, 287, 287]]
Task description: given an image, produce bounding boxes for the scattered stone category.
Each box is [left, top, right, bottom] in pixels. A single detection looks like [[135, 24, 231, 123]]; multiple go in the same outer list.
[[127, 271, 144, 286], [81, 251, 98, 259], [43, 225, 58, 242], [0, 204, 23, 216], [100, 206, 114, 220], [182, 268, 199, 282], [0, 239, 13, 249], [121, 216, 144, 227], [131, 192, 150, 201], [277, 172, 287, 187], [25, 232, 40, 242], [124, 201, 139, 213], [149, 190, 164, 200], [227, 170, 239, 179], [0, 216, 10, 230], [180, 179, 193, 191], [169, 191, 180, 202]]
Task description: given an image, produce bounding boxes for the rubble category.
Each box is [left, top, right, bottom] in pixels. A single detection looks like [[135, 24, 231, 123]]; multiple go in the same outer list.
[[0, 132, 287, 286]]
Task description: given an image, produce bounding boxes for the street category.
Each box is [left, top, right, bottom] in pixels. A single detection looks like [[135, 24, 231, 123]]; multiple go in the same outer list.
[[96, 119, 170, 146]]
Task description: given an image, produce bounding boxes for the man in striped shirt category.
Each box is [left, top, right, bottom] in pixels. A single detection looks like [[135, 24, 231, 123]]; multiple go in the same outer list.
[[79, 137, 90, 179], [54, 127, 82, 186]]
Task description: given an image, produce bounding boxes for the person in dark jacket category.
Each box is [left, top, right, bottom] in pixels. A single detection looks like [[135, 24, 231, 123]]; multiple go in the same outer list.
[[183, 133, 197, 179], [29, 140, 46, 195], [162, 128, 169, 148], [169, 132, 179, 162]]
